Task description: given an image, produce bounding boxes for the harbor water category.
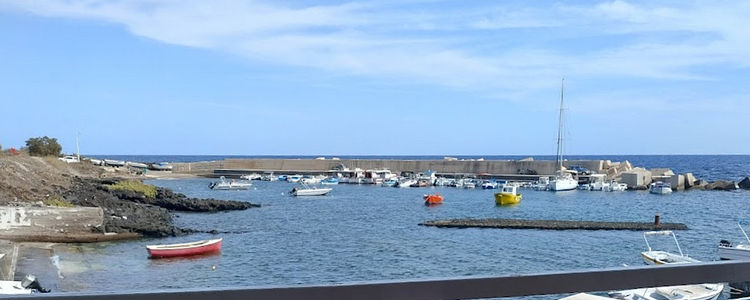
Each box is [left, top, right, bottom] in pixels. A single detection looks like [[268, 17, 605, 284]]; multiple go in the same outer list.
[[50, 155, 750, 294]]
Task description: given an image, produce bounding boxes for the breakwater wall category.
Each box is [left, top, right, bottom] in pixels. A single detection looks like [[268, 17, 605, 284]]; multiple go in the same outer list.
[[171, 158, 605, 177]]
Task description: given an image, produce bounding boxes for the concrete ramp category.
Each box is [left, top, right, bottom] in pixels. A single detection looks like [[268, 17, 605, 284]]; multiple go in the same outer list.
[[0, 206, 139, 242]]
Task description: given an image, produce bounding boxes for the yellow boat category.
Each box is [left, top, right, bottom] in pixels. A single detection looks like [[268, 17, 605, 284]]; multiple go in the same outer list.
[[494, 184, 522, 205]]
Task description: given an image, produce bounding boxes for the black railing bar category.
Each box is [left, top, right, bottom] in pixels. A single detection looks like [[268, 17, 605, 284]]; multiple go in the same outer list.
[[8, 260, 750, 300]]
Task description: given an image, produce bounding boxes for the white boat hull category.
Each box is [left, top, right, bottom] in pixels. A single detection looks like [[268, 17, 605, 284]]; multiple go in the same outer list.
[[719, 245, 750, 260], [292, 188, 332, 196], [550, 177, 577, 191], [610, 284, 723, 300]]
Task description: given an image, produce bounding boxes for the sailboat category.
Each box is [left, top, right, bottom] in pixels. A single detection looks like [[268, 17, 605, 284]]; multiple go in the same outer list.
[[549, 78, 578, 192]]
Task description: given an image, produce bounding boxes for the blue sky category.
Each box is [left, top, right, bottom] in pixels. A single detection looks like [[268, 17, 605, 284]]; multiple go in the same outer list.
[[1, 0, 748, 155]]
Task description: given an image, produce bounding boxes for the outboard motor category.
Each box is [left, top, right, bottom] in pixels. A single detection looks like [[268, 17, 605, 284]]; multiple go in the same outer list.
[[21, 274, 50, 293]]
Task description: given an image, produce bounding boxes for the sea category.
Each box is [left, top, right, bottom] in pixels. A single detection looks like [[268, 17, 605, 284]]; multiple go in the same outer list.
[[47, 155, 750, 297]]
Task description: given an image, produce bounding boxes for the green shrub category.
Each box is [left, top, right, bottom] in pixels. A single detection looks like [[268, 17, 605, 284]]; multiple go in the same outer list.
[[107, 180, 157, 198], [44, 196, 74, 208], [25, 136, 62, 157]]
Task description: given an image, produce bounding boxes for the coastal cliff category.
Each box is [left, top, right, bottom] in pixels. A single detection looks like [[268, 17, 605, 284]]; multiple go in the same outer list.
[[0, 154, 258, 240]]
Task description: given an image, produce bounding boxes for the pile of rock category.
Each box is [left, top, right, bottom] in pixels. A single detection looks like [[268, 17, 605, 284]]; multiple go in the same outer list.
[[599, 160, 747, 191]]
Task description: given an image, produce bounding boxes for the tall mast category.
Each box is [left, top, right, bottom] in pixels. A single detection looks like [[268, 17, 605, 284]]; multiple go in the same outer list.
[[555, 78, 565, 173], [76, 132, 80, 160]]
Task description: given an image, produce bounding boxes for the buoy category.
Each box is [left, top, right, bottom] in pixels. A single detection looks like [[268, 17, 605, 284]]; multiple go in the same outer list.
[[212, 265, 216, 270]]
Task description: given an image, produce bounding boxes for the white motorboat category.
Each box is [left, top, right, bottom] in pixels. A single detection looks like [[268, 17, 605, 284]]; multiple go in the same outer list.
[[291, 183, 332, 196], [261, 174, 278, 181], [609, 231, 723, 300], [588, 174, 610, 191], [606, 182, 628, 192], [718, 222, 750, 260], [481, 181, 498, 189], [240, 173, 262, 180], [650, 182, 672, 194], [550, 78, 578, 192], [209, 176, 252, 190], [398, 179, 417, 188], [287, 175, 303, 183], [609, 284, 723, 300], [463, 180, 476, 189], [301, 176, 322, 184], [641, 231, 699, 265]]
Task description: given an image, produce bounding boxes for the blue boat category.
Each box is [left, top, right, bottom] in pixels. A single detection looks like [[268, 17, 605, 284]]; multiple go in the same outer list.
[[278, 175, 288, 181], [321, 177, 339, 185]]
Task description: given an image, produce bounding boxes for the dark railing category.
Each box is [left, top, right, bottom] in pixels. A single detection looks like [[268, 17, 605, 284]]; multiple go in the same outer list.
[[9, 260, 750, 300]]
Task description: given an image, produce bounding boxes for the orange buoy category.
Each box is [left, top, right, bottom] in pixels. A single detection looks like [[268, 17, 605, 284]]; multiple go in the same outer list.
[[423, 193, 443, 206]]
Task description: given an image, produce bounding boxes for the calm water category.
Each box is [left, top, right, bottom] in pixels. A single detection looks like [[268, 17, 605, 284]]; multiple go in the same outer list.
[[47, 155, 750, 296]]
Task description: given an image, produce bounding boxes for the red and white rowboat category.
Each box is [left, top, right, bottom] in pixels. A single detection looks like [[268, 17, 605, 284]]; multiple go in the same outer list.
[[146, 238, 222, 259]]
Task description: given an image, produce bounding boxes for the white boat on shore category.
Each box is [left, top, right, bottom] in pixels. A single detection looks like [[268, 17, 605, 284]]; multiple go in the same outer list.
[[209, 176, 252, 190], [291, 183, 332, 196], [649, 182, 672, 194], [641, 231, 699, 265], [126, 161, 148, 169], [149, 162, 173, 171], [104, 159, 126, 167]]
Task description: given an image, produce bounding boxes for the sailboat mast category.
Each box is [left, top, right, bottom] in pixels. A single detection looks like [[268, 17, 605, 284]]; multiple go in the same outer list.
[[556, 78, 565, 172], [76, 132, 80, 160]]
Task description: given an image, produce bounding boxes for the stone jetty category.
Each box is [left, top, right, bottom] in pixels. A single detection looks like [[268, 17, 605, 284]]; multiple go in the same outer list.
[[419, 218, 688, 231]]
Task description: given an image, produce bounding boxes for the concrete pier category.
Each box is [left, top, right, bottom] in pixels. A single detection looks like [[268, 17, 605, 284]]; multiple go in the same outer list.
[[0, 206, 139, 243], [172, 158, 606, 177], [419, 218, 688, 231]]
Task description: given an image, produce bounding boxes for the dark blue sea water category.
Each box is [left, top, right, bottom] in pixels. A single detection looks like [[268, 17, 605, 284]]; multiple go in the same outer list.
[[93, 154, 750, 181], [47, 155, 750, 297]]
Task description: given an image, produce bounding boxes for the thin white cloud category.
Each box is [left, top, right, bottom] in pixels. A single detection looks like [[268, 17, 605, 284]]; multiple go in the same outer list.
[[3, 0, 750, 97]]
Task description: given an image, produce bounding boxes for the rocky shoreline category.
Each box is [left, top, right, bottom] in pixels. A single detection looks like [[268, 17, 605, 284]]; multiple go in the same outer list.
[[62, 177, 259, 237]]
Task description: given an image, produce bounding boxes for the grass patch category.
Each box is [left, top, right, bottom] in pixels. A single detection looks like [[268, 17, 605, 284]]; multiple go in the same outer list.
[[44, 196, 74, 208], [108, 180, 157, 198]]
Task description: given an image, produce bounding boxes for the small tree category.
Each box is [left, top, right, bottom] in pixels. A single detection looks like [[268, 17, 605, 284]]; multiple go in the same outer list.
[[25, 136, 62, 157]]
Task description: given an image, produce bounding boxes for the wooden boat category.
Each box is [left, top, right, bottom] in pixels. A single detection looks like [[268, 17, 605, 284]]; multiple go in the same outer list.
[[495, 184, 522, 205], [146, 238, 222, 258], [423, 193, 443, 206]]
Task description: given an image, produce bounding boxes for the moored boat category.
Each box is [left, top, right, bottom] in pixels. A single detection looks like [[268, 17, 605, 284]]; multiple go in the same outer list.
[[549, 78, 578, 192], [146, 238, 223, 259], [609, 283, 723, 300], [650, 182, 672, 195], [719, 221, 750, 261], [494, 184, 522, 206], [321, 177, 339, 185], [209, 176, 252, 190], [381, 178, 399, 187], [149, 162, 173, 171], [423, 193, 443, 206], [641, 231, 699, 265], [398, 179, 417, 188], [291, 183, 332, 196]]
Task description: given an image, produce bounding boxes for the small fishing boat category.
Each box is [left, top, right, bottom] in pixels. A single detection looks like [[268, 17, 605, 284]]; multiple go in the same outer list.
[[291, 183, 332, 196], [481, 181, 498, 189], [321, 177, 339, 185], [398, 179, 417, 188], [149, 162, 173, 171], [287, 175, 303, 183], [494, 184, 522, 205], [301, 176, 322, 184], [240, 173, 262, 180], [463, 180, 476, 189], [641, 231, 699, 265], [649, 182, 672, 195], [381, 178, 398, 187], [719, 221, 750, 260], [209, 176, 252, 190], [146, 238, 223, 259], [104, 159, 126, 167], [423, 193, 443, 206], [606, 182, 628, 192], [126, 161, 149, 169]]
